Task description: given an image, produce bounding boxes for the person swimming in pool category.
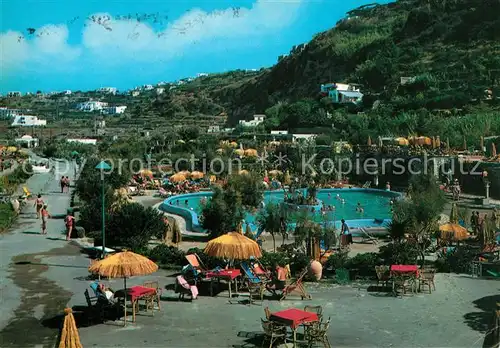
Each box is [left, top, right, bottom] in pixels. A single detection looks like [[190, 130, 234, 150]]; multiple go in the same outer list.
[[356, 202, 364, 213]]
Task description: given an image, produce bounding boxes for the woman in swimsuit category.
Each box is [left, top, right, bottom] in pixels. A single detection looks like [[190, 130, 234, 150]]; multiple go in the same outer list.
[[65, 212, 75, 241], [40, 205, 51, 235], [34, 194, 44, 219]]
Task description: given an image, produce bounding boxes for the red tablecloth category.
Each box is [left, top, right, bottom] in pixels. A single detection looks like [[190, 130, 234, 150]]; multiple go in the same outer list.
[[206, 269, 241, 280], [270, 308, 319, 329], [391, 265, 418, 274], [126, 286, 156, 301]]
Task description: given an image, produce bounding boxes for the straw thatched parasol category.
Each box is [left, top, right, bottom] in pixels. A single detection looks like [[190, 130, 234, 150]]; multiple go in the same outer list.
[[139, 169, 153, 177], [439, 223, 469, 241], [395, 137, 409, 146], [190, 171, 204, 180], [179, 170, 191, 178], [268, 170, 282, 177], [238, 169, 249, 175], [283, 170, 291, 185], [58, 308, 83, 348], [244, 149, 258, 157], [170, 173, 186, 183], [234, 148, 244, 156], [204, 232, 262, 260], [88, 251, 158, 325], [229, 141, 238, 148], [367, 136, 372, 146]]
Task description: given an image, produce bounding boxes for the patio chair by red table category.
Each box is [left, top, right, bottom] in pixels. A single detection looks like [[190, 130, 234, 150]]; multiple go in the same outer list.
[[280, 269, 312, 301], [269, 308, 319, 346]]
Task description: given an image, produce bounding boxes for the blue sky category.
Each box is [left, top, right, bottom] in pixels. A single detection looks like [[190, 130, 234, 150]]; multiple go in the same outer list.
[[1, 0, 383, 93]]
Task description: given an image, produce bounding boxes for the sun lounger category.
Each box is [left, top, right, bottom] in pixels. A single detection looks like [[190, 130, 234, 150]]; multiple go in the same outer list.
[[280, 268, 312, 301], [175, 275, 198, 300], [241, 262, 268, 303]]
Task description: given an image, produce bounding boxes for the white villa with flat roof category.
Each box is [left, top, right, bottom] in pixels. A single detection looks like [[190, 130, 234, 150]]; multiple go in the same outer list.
[[239, 114, 265, 127], [11, 115, 47, 127]]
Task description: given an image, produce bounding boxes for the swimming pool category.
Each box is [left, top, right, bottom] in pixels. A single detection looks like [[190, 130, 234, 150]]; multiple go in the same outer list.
[[161, 188, 401, 236]]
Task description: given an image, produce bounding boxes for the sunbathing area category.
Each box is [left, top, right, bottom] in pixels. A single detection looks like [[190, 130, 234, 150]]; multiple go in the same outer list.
[[27, 249, 500, 348]]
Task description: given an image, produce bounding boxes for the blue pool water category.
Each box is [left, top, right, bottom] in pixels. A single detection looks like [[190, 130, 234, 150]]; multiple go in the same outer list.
[[162, 188, 400, 235]]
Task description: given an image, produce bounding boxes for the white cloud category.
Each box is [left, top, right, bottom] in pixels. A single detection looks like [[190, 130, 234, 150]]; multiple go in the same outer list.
[[0, 25, 81, 72], [1, 0, 303, 73]]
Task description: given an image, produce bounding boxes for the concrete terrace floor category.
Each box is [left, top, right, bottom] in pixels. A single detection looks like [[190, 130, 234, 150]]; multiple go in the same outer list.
[[74, 272, 499, 348]]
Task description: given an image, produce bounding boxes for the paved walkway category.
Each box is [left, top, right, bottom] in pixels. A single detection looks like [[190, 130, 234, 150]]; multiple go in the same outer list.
[[0, 156, 79, 347]]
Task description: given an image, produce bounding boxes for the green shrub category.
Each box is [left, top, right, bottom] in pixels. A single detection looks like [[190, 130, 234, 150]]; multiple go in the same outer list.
[[378, 242, 419, 265], [325, 249, 349, 270], [0, 203, 15, 233], [147, 245, 186, 267], [290, 252, 311, 275], [5, 164, 33, 185], [260, 250, 290, 269], [105, 203, 165, 250], [345, 252, 381, 277], [434, 245, 476, 273]]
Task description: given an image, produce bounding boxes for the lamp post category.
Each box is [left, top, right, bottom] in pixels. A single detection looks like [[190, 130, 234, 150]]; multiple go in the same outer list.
[[95, 161, 111, 259]]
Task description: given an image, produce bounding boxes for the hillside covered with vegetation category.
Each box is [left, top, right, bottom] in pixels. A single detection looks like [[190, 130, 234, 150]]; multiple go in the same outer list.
[[2, 0, 499, 146]]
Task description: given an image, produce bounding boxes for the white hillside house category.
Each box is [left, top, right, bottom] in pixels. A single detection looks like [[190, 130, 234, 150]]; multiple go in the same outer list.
[[76, 101, 108, 112], [239, 114, 265, 127], [102, 106, 127, 115], [97, 87, 117, 95], [11, 115, 47, 127]]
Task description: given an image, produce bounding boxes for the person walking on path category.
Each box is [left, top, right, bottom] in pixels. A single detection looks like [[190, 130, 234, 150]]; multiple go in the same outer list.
[[65, 211, 75, 241], [34, 194, 44, 219], [40, 204, 51, 235], [64, 176, 71, 193], [60, 176, 65, 193]]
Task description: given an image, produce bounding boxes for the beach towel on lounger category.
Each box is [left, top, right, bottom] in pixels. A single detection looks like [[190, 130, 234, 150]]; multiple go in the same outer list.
[[176, 275, 198, 299]]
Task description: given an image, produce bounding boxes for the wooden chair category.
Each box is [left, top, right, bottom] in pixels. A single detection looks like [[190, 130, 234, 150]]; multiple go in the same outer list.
[[419, 270, 436, 294], [241, 263, 269, 304], [307, 316, 331, 348], [142, 281, 161, 313], [374, 265, 390, 287], [392, 275, 416, 296], [261, 318, 287, 348], [280, 269, 311, 301], [304, 305, 323, 321], [84, 289, 115, 323]]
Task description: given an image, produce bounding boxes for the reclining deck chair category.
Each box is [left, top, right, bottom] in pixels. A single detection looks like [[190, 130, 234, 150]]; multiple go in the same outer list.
[[241, 262, 269, 304], [280, 268, 312, 301], [185, 253, 209, 282]]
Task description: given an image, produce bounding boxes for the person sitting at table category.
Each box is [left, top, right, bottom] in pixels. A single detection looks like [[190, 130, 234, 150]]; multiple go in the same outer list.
[[96, 283, 116, 303], [266, 264, 288, 295]]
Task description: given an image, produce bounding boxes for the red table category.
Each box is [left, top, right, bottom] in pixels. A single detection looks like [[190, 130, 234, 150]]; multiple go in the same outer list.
[[206, 269, 241, 298], [270, 308, 319, 347], [115, 286, 157, 322], [390, 265, 419, 275]]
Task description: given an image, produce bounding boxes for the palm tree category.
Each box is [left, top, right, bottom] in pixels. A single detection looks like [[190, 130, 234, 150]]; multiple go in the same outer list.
[[387, 219, 410, 242], [257, 203, 282, 251]]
